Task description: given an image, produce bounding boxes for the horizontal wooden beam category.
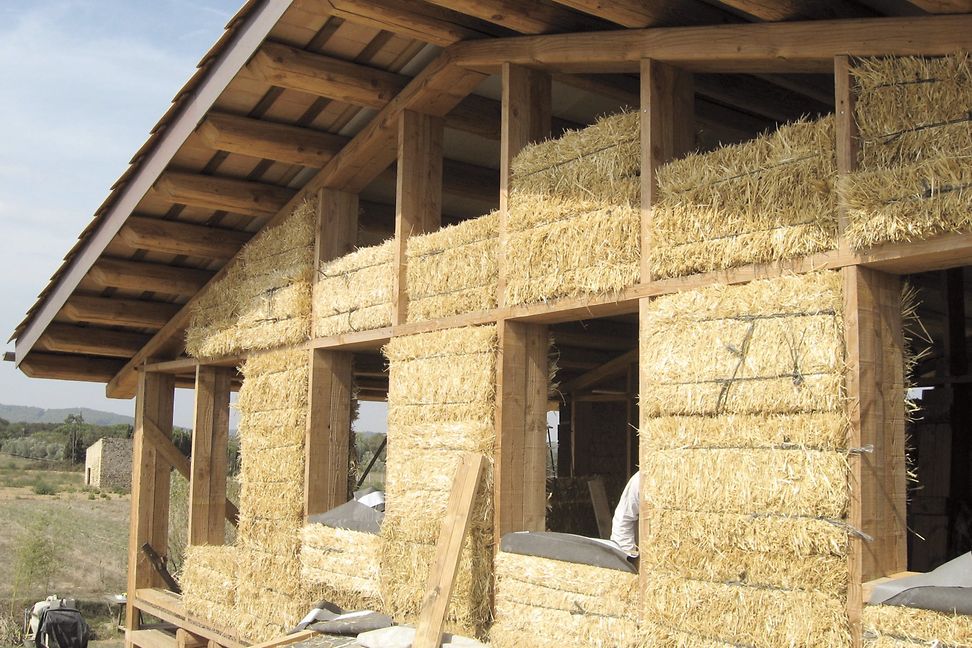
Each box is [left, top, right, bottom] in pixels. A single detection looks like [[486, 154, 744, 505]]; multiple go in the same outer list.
[[61, 295, 180, 329], [37, 324, 151, 358], [561, 347, 638, 393], [197, 112, 347, 167], [88, 258, 213, 296], [119, 216, 251, 260], [551, 0, 735, 27], [715, 0, 870, 21], [449, 15, 972, 73], [154, 171, 294, 218], [19, 352, 126, 382], [423, 0, 603, 33]]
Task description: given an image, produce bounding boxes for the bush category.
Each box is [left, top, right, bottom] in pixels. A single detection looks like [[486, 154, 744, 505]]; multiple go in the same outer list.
[[12, 520, 57, 598], [32, 481, 56, 496]]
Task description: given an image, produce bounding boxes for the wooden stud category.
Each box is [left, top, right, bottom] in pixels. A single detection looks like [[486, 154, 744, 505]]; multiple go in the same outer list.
[[498, 63, 551, 308], [835, 54, 860, 254], [305, 349, 354, 517], [88, 258, 213, 297], [61, 296, 180, 330], [188, 365, 232, 546], [36, 324, 151, 359], [392, 110, 443, 325], [641, 58, 694, 282], [119, 216, 251, 260], [154, 171, 294, 218]]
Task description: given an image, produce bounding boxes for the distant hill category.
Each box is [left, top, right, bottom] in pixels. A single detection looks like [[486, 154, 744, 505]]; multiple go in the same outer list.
[[0, 403, 133, 426]]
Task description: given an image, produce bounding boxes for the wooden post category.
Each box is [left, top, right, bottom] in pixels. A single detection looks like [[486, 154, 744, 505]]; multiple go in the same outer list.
[[498, 63, 551, 307], [392, 109, 443, 325], [188, 365, 231, 546], [305, 349, 354, 517], [843, 265, 908, 648], [640, 58, 694, 283], [835, 54, 860, 255], [495, 320, 549, 541], [126, 370, 175, 641]]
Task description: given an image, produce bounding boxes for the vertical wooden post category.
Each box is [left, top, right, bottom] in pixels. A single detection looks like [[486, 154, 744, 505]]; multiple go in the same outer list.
[[498, 63, 551, 307], [392, 110, 443, 325], [305, 187, 359, 517], [126, 369, 175, 639], [843, 265, 908, 648], [640, 58, 694, 283], [835, 54, 860, 256], [188, 365, 231, 546], [495, 320, 549, 541]]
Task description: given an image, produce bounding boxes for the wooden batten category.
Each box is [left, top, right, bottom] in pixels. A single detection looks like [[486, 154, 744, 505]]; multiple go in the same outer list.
[[37, 324, 151, 358], [61, 296, 180, 330], [154, 171, 294, 218], [197, 112, 347, 167], [88, 258, 213, 296], [188, 365, 232, 546], [119, 216, 251, 260]]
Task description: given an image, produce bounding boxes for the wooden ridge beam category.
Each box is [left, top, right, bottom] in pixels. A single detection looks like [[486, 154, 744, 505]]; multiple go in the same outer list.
[[197, 112, 347, 167], [449, 15, 972, 73], [561, 348, 638, 394], [37, 324, 151, 358], [154, 171, 294, 218], [19, 352, 126, 382], [61, 296, 180, 330], [119, 216, 251, 260], [88, 258, 213, 296]]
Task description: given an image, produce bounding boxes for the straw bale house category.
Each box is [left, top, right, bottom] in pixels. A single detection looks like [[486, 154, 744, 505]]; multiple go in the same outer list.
[[10, 2, 972, 647]]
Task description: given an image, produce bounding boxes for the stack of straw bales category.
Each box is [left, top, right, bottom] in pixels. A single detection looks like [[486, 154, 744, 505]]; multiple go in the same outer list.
[[650, 116, 837, 279], [406, 211, 498, 322], [863, 604, 972, 646], [843, 53, 972, 249], [490, 551, 640, 647], [639, 271, 851, 647], [186, 201, 315, 358], [299, 524, 382, 612], [314, 239, 394, 336], [380, 325, 497, 636], [181, 349, 319, 642], [505, 111, 641, 306]]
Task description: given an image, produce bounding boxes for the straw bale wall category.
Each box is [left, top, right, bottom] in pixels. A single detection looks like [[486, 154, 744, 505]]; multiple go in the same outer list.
[[406, 211, 498, 322], [186, 201, 315, 358], [863, 604, 972, 647], [844, 53, 972, 249], [300, 524, 382, 612], [651, 116, 837, 278], [490, 551, 640, 648], [505, 111, 640, 306], [639, 271, 851, 647], [380, 325, 497, 636], [313, 239, 394, 336]]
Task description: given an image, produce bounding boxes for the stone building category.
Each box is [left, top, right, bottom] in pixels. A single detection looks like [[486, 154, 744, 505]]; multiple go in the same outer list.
[[84, 437, 132, 491]]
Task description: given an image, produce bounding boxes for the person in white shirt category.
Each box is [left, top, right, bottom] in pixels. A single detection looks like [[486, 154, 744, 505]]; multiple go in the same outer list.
[[610, 471, 640, 559]]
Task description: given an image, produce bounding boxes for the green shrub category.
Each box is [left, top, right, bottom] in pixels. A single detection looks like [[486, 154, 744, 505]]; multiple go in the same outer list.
[[32, 481, 56, 495]]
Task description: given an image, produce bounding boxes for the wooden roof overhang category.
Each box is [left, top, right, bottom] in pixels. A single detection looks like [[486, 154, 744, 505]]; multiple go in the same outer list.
[[10, 0, 972, 399]]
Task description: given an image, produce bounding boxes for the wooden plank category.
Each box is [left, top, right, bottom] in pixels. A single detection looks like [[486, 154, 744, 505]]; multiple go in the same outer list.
[[61, 296, 180, 330], [248, 630, 316, 648], [715, 0, 869, 21], [392, 110, 443, 325], [588, 477, 612, 539], [562, 348, 638, 393], [450, 15, 972, 73], [119, 216, 251, 260], [154, 171, 294, 218], [641, 58, 694, 283], [133, 589, 243, 648], [413, 452, 485, 648], [495, 320, 549, 539], [835, 54, 860, 254], [176, 629, 207, 648], [498, 63, 550, 308], [128, 629, 177, 648], [305, 349, 353, 517], [197, 112, 347, 167], [88, 259, 213, 296], [905, 0, 972, 12], [422, 0, 600, 33], [37, 324, 151, 359], [188, 365, 231, 546], [552, 0, 734, 27], [317, 189, 359, 268]]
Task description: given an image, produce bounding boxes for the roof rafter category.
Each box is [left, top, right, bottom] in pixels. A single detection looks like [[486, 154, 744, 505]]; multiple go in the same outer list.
[[154, 171, 295, 218], [37, 324, 152, 359], [88, 258, 213, 297], [119, 216, 252, 260], [60, 296, 180, 330]]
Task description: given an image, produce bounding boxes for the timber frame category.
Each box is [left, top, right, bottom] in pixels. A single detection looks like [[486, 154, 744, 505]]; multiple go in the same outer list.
[[11, 3, 972, 647]]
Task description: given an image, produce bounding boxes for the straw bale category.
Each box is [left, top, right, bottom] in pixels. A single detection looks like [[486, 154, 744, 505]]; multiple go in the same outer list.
[[300, 524, 382, 611], [406, 211, 498, 323], [179, 545, 238, 629], [651, 116, 838, 278], [643, 575, 850, 648], [186, 200, 315, 357], [490, 551, 640, 648], [642, 412, 848, 451], [863, 603, 972, 647], [313, 238, 394, 337]]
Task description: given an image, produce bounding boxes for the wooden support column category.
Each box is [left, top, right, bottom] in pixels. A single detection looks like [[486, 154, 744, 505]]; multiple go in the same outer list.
[[305, 188, 358, 517], [640, 58, 694, 282], [843, 265, 908, 648], [126, 370, 175, 641], [835, 54, 860, 255], [498, 63, 551, 307], [392, 110, 443, 325], [188, 365, 232, 546], [495, 320, 549, 540]]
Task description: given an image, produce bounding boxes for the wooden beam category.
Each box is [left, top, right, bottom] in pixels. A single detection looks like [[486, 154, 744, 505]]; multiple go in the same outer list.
[[317, 189, 359, 266], [551, 0, 735, 27], [499, 63, 551, 308], [132, 588, 243, 648], [906, 0, 972, 12], [119, 216, 251, 260], [714, 0, 870, 21], [19, 352, 125, 383], [88, 258, 213, 296], [641, 59, 694, 282], [835, 54, 860, 254], [154, 171, 294, 218], [37, 324, 151, 358], [495, 320, 549, 539], [450, 15, 972, 73], [305, 350, 354, 516], [562, 348, 638, 393], [62, 296, 180, 330], [422, 0, 603, 33], [392, 110, 443, 325], [188, 365, 231, 546], [126, 371, 174, 640], [197, 112, 347, 167]]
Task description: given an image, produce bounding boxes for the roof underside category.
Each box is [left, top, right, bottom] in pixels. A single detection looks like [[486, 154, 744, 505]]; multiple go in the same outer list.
[[10, 0, 972, 394]]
